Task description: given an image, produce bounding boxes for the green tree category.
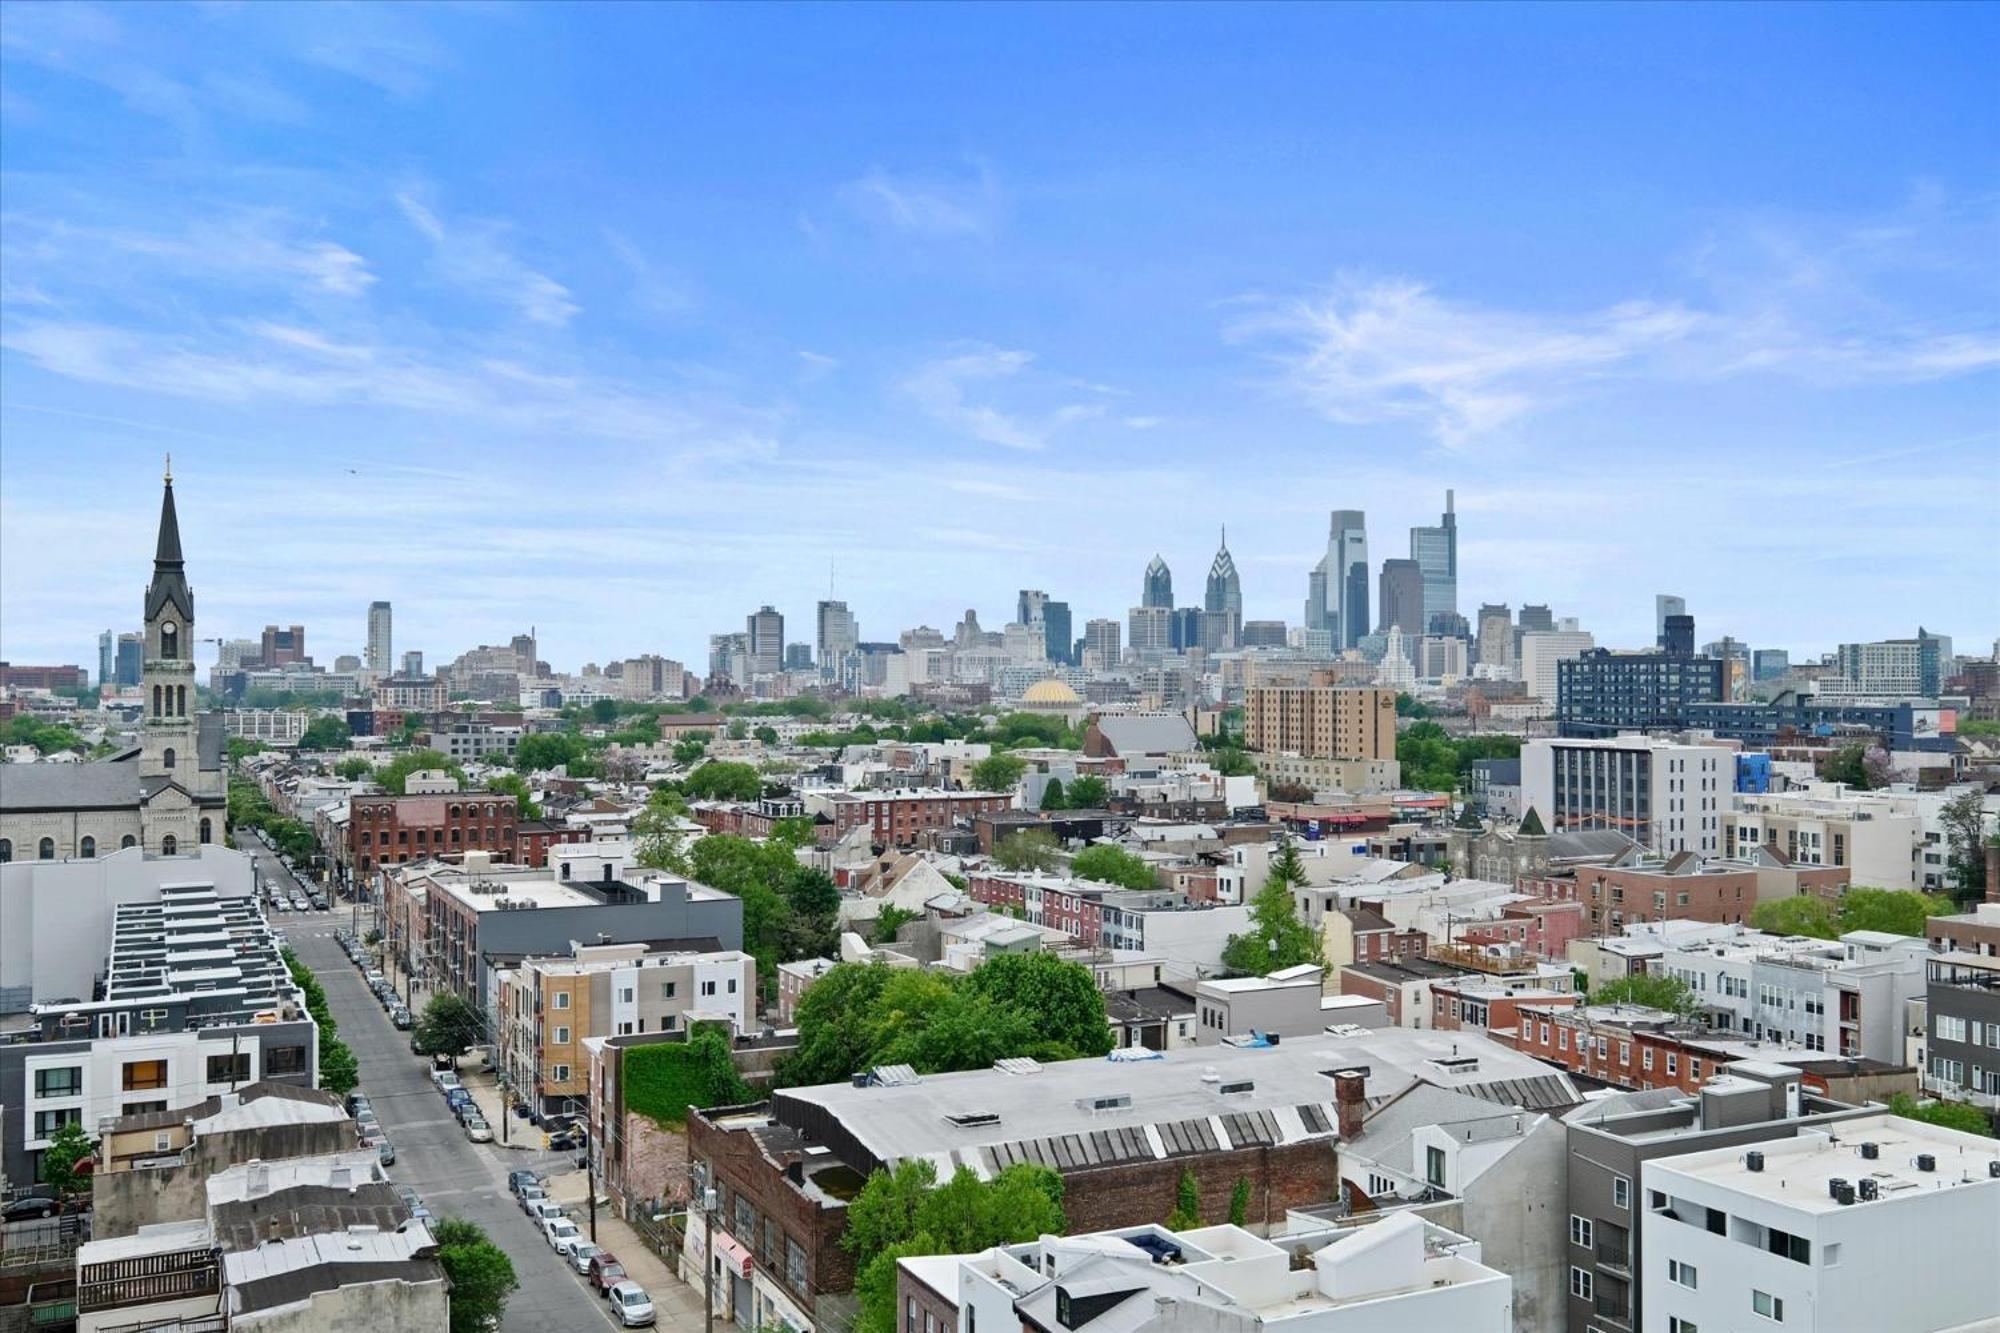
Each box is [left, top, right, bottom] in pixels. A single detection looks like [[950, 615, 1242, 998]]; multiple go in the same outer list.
[[434, 1217, 521, 1333], [962, 953, 1113, 1057], [1939, 790, 1995, 906], [484, 771, 543, 820], [1167, 1168, 1201, 1229], [333, 756, 373, 781], [672, 733, 712, 765], [1749, 895, 1841, 940], [1885, 1092, 1992, 1137], [318, 1038, 359, 1096], [1064, 774, 1108, 809], [1837, 887, 1950, 936], [623, 1026, 753, 1127], [514, 732, 589, 774], [1039, 777, 1067, 811], [296, 715, 351, 751], [376, 750, 465, 796], [1395, 693, 1433, 719], [1594, 973, 1702, 1018], [1819, 742, 1873, 790], [1069, 845, 1156, 891], [3, 716, 87, 754], [727, 719, 750, 741], [415, 993, 485, 1057], [226, 737, 268, 764], [589, 698, 619, 725], [991, 829, 1061, 872], [843, 1158, 937, 1262], [37, 1120, 94, 1195], [683, 760, 764, 801], [1209, 746, 1257, 778], [970, 753, 1026, 793], [1228, 1177, 1252, 1226], [754, 724, 780, 745], [873, 904, 921, 944], [1220, 840, 1322, 975]]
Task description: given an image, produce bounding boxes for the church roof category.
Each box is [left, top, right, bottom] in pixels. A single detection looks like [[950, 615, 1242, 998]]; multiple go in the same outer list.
[[145, 474, 195, 623], [0, 763, 145, 813], [1518, 807, 1547, 836]]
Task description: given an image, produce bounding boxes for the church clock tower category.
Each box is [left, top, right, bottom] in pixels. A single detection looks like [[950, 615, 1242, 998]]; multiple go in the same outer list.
[[140, 458, 198, 798]]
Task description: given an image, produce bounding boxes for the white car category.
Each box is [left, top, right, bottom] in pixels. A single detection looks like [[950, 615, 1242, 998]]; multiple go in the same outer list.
[[608, 1282, 656, 1327], [529, 1200, 565, 1228], [464, 1115, 492, 1143], [543, 1216, 581, 1252], [433, 1070, 461, 1093], [566, 1241, 603, 1274]]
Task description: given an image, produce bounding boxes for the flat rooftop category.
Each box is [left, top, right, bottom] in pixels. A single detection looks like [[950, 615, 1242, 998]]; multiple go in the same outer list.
[[1652, 1113, 2000, 1215]]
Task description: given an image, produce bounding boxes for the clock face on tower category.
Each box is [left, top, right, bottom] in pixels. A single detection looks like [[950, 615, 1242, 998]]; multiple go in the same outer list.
[[161, 622, 179, 660]]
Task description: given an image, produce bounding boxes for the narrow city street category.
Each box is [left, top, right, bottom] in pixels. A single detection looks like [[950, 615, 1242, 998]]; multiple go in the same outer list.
[[242, 833, 624, 1332]]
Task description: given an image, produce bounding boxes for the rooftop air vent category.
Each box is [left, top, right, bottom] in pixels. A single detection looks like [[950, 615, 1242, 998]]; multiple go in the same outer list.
[[944, 1112, 1001, 1129], [1218, 1080, 1255, 1096]]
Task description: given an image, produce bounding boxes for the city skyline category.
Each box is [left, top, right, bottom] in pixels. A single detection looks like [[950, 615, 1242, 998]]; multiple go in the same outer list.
[[2, 5, 1996, 667]]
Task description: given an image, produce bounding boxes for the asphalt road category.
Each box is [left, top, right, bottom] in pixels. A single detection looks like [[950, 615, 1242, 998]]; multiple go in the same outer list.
[[242, 832, 620, 1332]]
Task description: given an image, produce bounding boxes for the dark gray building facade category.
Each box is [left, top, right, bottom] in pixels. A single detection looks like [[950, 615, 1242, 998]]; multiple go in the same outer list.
[[1557, 650, 1726, 738]]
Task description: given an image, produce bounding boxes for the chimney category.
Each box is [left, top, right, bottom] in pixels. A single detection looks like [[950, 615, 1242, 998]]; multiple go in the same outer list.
[[1333, 1069, 1367, 1140]]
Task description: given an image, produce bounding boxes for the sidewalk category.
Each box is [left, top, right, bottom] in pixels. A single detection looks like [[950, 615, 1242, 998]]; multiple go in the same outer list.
[[542, 1174, 706, 1322]]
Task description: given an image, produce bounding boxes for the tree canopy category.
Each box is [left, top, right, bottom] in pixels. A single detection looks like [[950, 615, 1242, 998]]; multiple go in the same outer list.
[[1069, 844, 1156, 891], [484, 771, 542, 820], [1220, 840, 1322, 976], [513, 731, 598, 777], [1062, 774, 1109, 809], [682, 760, 764, 801], [4, 715, 85, 755], [296, 715, 352, 751], [969, 753, 1026, 793], [1751, 888, 1947, 940], [1884, 1092, 1991, 1138], [433, 1217, 520, 1333], [414, 993, 485, 1057], [376, 749, 467, 796], [685, 832, 839, 975], [780, 955, 1113, 1088], [1593, 973, 1702, 1017], [1396, 721, 1520, 794], [38, 1120, 94, 1195], [1039, 777, 1066, 811], [1940, 790, 1995, 905], [991, 829, 1060, 872]]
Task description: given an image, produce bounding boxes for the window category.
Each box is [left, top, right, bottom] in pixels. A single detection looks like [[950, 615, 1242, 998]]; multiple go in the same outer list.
[[1612, 1176, 1630, 1209], [1752, 1291, 1784, 1321], [266, 1045, 307, 1075], [727, 978, 738, 994], [0, 839, 10, 862], [123, 1059, 168, 1091], [199, 818, 212, 845], [122, 835, 137, 849], [550, 1064, 571, 1082], [1425, 1145, 1446, 1187], [553, 992, 571, 1010], [906, 1298, 917, 1333], [80, 836, 96, 858], [205, 1053, 251, 1084], [787, 1237, 808, 1291], [32, 1107, 81, 1139], [661, 981, 677, 999], [34, 1067, 82, 1098], [1570, 1215, 1594, 1248], [161, 835, 177, 855], [1668, 1259, 1697, 1288], [1670, 1319, 1700, 1333], [735, 1196, 756, 1241], [1560, 1028, 1570, 1051], [39, 837, 56, 860], [702, 981, 717, 997], [554, 1027, 570, 1044], [1666, 1053, 1678, 1075], [163, 747, 176, 769], [155, 1131, 174, 1153], [1570, 1267, 1594, 1300]]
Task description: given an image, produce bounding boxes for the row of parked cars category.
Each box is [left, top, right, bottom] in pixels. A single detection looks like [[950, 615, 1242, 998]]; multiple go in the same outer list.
[[337, 929, 412, 1030], [342, 1090, 395, 1166], [507, 1171, 656, 1326], [429, 1062, 495, 1142]]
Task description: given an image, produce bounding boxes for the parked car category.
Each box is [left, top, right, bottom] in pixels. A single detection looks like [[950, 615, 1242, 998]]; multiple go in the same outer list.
[[464, 1115, 492, 1143], [368, 1136, 395, 1166], [543, 1216, 581, 1252], [528, 1201, 565, 1230], [1, 1196, 60, 1222], [389, 1007, 412, 1030], [566, 1241, 604, 1275], [587, 1254, 628, 1296], [345, 1093, 371, 1118], [434, 1070, 462, 1094], [547, 1127, 585, 1152], [507, 1170, 539, 1198], [445, 1088, 473, 1114], [607, 1282, 656, 1327], [518, 1185, 549, 1216]]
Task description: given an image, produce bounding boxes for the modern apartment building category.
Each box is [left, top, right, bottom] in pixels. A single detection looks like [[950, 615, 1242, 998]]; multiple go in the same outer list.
[[1242, 685, 1396, 760], [494, 940, 756, 1116], [1686, 696, 1955, 754], [365, 600, 392, 673], [1923, 950, 2000, 1112], [1522, 736, 1730, 857], [1556, 650, 1725, 738], [1521, 630, 1596, 705], [1823, 631, 1948, 697], [1560, 1065, 1871, 1333], [1, 879, 317, 1187], [1722, 789, 1924, 890], [1638, 1114, 2000, 1333], [1654, 927, 1928, 1061]]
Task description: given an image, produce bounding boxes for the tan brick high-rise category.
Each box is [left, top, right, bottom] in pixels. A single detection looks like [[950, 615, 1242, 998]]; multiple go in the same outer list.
[[1242, 685, 1397, 760]]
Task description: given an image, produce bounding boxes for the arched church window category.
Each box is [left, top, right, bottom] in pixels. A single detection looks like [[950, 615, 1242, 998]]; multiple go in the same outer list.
[[161, 623, 178, 660], [200, 819, 212, 844], [0, 839, 11, 862], [38, 838, 56, 860], [164, 748, 176, 769], [121, 835, 137, 849], [81, 837, 96, 858], [161, 835, 178, 855]]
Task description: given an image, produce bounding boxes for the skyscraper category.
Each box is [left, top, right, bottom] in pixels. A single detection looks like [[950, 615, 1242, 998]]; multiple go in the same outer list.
[[1127, 606, 1172, 657], [1322, 511, 1369, 650], [401, 650, 424, 677], [98, 629, 115, 687], [115, 632, 144, 686], [1661, 614, 1695, 657], [1043, 600, 1073, 664], [1655, 594, 1687, 647], [1303, 557, 1329, 635], [1142, 556, 1173, 610], [366, 601, 393, 673], [1476, 603, 1513, 668], [1204, 530, 1242, 650], [817, 599, 858, 667], [1017, 589, 1049, 628], [1409, 490, 1458, 630], [746, 606, 784, 676], [1083, 618, 1122, 669], [1376, 559, 1425, 636]]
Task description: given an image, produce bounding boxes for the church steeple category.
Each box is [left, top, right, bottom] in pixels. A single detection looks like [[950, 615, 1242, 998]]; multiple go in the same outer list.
[[145, 461, 194, 624]]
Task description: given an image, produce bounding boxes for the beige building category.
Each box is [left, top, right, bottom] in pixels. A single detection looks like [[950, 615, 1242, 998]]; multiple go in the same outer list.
[[495, 940, 756, 1116], [1242, 685, 1397, 761], [1253, 752, 1402, 796]]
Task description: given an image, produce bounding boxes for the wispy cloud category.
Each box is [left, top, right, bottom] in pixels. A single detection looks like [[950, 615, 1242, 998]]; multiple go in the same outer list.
[[396, 190, 579, 326], [1233, 277, 1700, 446], [900, 345, 1106, 451], [3, 211, 374, 298], [604, 231, 695, 320], [840, 161, 1003, 237]]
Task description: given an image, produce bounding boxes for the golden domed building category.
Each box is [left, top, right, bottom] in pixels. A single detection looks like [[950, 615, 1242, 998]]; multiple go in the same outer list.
[[1017, 677, 1089, 725]]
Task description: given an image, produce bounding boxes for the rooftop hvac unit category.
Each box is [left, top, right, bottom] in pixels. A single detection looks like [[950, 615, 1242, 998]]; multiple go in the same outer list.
[[1745, 1150, 1764, 1172], [1858, 1178, 1879, 1201], [1833, 1181, 1856, 1206], [1915, 1153, 1936, 1173], [1860, 1142, 1879, 1160]]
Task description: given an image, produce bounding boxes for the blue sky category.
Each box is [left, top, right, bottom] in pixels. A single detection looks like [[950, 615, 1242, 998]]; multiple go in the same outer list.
[[2, 3, 1995, 672]]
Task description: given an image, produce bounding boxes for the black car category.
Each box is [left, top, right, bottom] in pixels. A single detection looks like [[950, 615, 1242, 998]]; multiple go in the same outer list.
[[2, 1196, 61, 1222], [547, 1127, 586, 1152]]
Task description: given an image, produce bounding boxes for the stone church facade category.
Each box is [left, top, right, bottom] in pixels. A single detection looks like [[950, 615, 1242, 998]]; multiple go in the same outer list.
[[0, 468, 227, 863]]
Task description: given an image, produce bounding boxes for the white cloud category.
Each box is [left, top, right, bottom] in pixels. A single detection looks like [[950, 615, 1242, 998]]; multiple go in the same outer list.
[[840, 162, 1003, 237], [900, 345, 1107, 451], [2, 211, 374, 298], [395, 190, 579, 327]]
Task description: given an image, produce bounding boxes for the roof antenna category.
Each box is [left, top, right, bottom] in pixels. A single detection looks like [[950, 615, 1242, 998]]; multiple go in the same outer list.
[[165, 453, 173, 484]]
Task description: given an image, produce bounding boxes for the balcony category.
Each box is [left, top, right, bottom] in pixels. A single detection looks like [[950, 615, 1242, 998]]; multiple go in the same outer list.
[[78, 1250, 219, 1314], [1921, 1075, 2000, 1111]]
